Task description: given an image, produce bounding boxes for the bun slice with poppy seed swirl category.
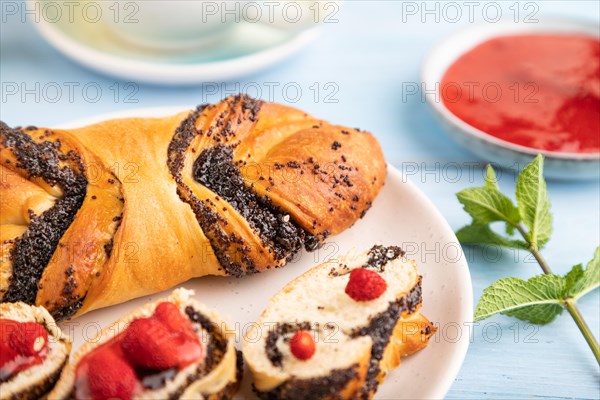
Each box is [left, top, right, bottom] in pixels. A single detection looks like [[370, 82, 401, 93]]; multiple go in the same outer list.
[[48, 288, 241, 400], [243, 245, 436, 399], [0, 302, 71, 399]]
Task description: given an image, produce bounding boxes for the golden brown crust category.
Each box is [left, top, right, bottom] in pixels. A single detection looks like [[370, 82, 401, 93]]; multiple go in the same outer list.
[[0, 165, 56, 226], [0, 95, 386, 318], [0, 126, 123, 318], [35, 130, 124, 318], [375, 311, 436, 396], [238, 118, 386, 237], [200, 350, 243, 400], [70, 113, 223, 315], [225, 101, 386, 238]]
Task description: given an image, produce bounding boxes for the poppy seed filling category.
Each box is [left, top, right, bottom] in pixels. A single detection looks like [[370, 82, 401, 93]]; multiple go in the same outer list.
[[168, 105, 255, 277], [184, 306, 228, 371], [193, 144, 305, 261], [254, 366, 358, 400], [167, 98, 320, 277], [1, 123, 87, 309], [265, 321, 313, 367], [365, 244, 405, 271], [351, 276, 423, 397]]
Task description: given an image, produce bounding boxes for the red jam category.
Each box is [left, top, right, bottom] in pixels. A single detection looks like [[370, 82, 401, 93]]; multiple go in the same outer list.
[[74, 302, 203, 400], [0, 319, 49, 381], [441, 34, 600, 153]]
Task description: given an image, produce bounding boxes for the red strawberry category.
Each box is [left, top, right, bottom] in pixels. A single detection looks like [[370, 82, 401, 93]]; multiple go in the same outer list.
[[1, 319, 18, 343], [345, 268, 387, 301], [121, 318, 202, 370], [9, 322, 48, 356], [1, 320, 19, 367], [290, 330, 316, 361], [0, 342, 18, 368], [154, 302, 196, 339], [173, 334, 203, 368], [120, 318, 180, 370], [87, 350, 137, 400]]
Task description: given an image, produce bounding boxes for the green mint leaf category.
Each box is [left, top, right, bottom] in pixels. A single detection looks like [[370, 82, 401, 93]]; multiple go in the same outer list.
[[457, 187, 520, 226], [505, 223, 516, 236], [516, 155, 552, 248], [474, 275, 566, 324], [569, 247, 600, 300], [484, 164, 499, 190], [564, 264, 584, 292], [503, 303, 564, 324], [456, 223, 527, 250]]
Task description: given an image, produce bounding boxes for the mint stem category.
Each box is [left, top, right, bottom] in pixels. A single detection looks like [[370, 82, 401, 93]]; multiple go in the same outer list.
[[565, 300, 600, 364], [516, 224, 600, 365]]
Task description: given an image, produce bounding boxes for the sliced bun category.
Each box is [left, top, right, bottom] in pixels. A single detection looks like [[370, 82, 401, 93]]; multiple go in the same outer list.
[[0, 302, 71, 399], [243, 245, 436, 399], [48, 288, 241, 400]]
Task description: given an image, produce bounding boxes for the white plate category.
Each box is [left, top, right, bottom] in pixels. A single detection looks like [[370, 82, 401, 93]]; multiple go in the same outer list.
[[58, 107, 472, 399], [31, 0, 319, 85], [422, 18, 600, 180]]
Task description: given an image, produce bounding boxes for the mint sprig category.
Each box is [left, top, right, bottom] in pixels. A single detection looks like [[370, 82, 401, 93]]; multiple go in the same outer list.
[[457, 165, 521, 227], [515, 156, 552, 249], [569, 248, 599, 300], [475, 275, 565, 324], [456, 155, 600, 364]]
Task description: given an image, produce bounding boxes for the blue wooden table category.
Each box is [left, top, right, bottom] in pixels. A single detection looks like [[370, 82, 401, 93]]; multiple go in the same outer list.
[[1, 1, 599, 398]]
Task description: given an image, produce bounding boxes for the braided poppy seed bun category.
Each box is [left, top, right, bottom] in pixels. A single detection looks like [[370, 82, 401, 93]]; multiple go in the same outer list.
[[0, 302, 71, 399], [1, 95, 386, 320], [48, 289, 241, 400], [243, 245, 436, 400]]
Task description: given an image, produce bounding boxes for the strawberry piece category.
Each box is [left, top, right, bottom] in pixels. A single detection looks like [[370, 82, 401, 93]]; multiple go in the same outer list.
[[172, 334, 203, 368], [290, 330, 316, 361], [121, 318, 202, 370], [1, 320, 19, 367], [0, 319, 18, 343], [120, 318, 180, 370], [154, 302, 196, 339], [87, 350, 137, 400], [345, 268, 387, 301], [9, 322, 48, 356], [0, 342, 18, 368]]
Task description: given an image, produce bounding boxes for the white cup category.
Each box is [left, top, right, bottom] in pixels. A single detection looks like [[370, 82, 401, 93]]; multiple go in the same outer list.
[[101, 0, 336, 50]]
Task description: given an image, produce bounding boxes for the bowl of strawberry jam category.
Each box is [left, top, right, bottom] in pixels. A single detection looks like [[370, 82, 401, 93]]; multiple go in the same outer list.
[[73, 302, 203, 400], [423, 18, 600, 179]]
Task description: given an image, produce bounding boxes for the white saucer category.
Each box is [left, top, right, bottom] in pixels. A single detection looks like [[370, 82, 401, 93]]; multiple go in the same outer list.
[[31, 0, 319, 85]]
